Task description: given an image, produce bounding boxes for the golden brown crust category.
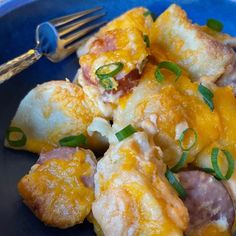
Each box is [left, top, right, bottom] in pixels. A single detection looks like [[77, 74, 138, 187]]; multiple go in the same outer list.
[[150, 4, 235, 81]]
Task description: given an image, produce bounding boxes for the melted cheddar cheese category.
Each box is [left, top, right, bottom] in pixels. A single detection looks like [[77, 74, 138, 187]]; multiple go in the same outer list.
[[93, 132, 189, 235], [18, 149, 95, 229], [114, 63, 222, 166], [6, 81, 105, 154], [189, 223, 230, 236], [79, 27, 148, 88], [194, 85, 236, 205], [149, 4, 234, 81], [99, 7, 153, 35]]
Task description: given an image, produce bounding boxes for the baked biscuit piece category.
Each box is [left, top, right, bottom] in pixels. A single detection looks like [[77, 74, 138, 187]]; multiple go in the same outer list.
[[150, 4, 235, 82], [18, 147, 96, 228], [5, 81, 107, 153], [201, 26, 236, 48], [113, 63, 236, 225], [92, 132, 189, 236], [113, 63, 221, 167], [76, 27, 149, 117], [75, 7, 153, 117]]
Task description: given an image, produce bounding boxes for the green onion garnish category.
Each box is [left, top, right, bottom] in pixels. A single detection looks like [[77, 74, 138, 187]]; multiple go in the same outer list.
[[143, 11, 156, 21], [59, 134, 87, 147], [155, 61, 182, 83], [143, 34, 150, 48], [6, 126, 27, 147], [99, 77, 117, 90], [165, 169, 187, 199], [201, 167, 215, 174], [207, 19, 223, 32], [115, 124, 136, 142], [171, 151, 188, 172], [211, 147, 234, 180], [95, 62, 124, 80], [178, 128, 198, 151], [198, 84, 214, 111]]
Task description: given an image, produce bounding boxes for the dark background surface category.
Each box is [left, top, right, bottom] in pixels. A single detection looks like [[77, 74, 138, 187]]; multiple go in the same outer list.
[[0, 0, 235, 235]]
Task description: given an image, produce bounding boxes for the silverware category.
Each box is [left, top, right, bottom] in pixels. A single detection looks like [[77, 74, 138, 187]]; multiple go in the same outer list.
[[0, 7, 106, 84]]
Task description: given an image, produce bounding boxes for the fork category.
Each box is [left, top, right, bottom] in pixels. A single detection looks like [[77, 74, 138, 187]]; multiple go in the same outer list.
[[0, 7, 106, 84]]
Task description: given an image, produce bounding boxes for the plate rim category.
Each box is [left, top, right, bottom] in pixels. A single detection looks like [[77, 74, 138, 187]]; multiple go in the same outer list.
[[0, 0, 36, 17]]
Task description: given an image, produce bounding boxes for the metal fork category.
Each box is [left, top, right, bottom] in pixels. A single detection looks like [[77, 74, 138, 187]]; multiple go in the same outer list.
[[0, 7, 106, 84]]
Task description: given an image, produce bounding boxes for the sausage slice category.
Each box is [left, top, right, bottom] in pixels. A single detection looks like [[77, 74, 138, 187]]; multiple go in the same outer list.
[[178, 170, 235, 234], [37, 147, 96, 187]]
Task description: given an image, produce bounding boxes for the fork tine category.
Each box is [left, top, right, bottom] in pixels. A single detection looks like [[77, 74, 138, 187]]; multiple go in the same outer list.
[[64, 35, 93, 55], [58, 12, 106, 37], [63, 21, 107, 46], [50, 6, 102, 27]]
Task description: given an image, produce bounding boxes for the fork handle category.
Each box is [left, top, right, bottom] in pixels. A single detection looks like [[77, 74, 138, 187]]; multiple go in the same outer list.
[[0, 49, 42, 84]]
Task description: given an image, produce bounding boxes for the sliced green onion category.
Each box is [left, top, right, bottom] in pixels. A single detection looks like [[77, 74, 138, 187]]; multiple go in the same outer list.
[[115, 124, 136, 142], [143, 34, 150, 48], [99, 77, 118, 90], [207, 19, 223, 32], [198, 84, 214, 111], [202, 167, 215, 174], [59, 134, 87, 147], [165, 169, 187, 199], [211, 147, 234, 180], [6, 126, 27, 147], [178, 128, 198, 151], [171, 151, 188, 172], [95, 62, 124, 80], [143, 11, 156, 21], [155, 61, 182, 82]]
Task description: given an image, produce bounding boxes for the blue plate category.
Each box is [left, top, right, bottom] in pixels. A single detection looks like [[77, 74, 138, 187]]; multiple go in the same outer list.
[[0, 0, 235, 235]]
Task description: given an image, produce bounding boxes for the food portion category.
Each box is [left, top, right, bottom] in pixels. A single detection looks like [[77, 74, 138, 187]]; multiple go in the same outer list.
[[5, 3, 236, 236], [150, 4, 235, 83], [75, 7, 153, 117], [93, 132, 189, 235], [98, 7, 153, 35], [76, 7, 153, 57], [178, 171, 235, 235], [113, 62, 236, 231], [18, 147, 96, 228], [4, 80, 108, 153], [113, 63, 223, 167], [77, 27, 148, 108]]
